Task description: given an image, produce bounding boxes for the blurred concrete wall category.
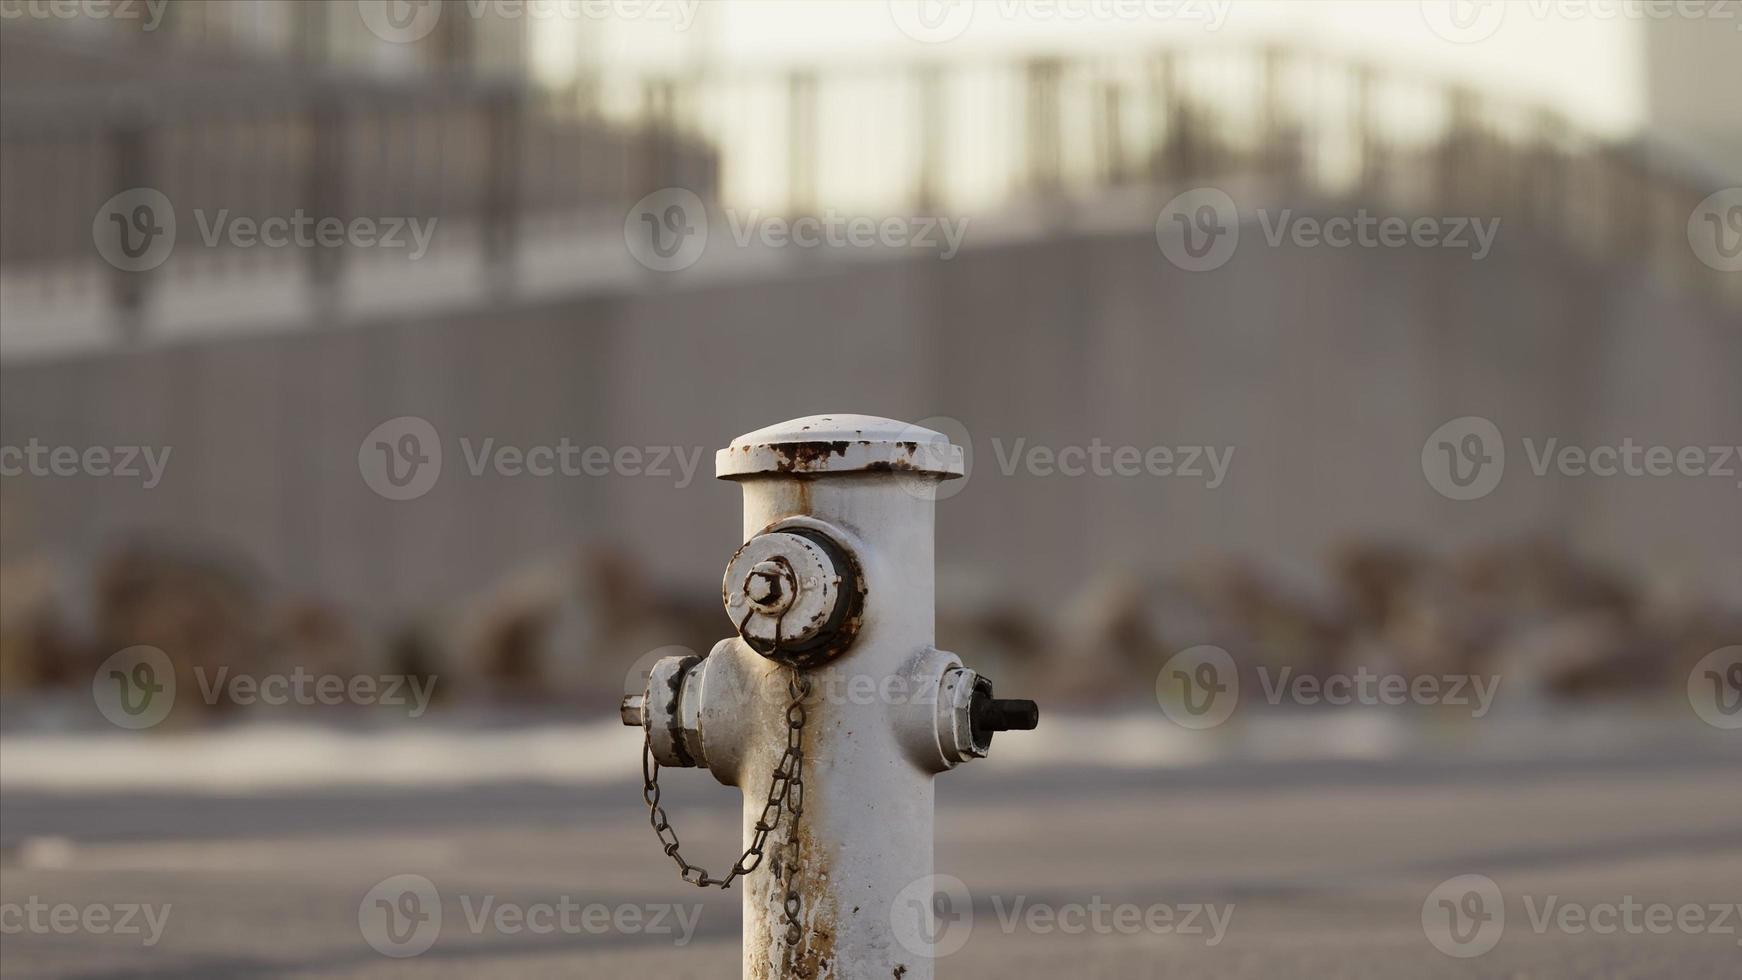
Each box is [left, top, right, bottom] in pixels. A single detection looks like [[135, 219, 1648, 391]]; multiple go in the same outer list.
[[3, 222, 1739, 621], [1644, 19, 1742, 181]]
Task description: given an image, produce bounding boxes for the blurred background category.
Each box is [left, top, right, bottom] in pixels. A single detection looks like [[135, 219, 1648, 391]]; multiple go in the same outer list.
[[0, 2, 1738, 977]]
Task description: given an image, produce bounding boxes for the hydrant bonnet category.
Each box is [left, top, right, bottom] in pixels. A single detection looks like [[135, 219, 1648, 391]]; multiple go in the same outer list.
[[715, 414, 965, 480]]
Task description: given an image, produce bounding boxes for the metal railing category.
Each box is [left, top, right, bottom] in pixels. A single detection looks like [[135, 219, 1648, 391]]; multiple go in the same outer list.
[[0, 72, 717, 343], [616, 48, 1731, 286], [1, 43, 1735, 350]]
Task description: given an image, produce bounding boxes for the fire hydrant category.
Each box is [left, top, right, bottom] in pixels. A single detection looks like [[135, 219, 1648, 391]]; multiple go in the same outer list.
[[621, 414, 1038, 979]]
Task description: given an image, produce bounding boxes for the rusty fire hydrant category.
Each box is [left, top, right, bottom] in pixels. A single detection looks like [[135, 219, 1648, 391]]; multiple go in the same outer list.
[[622, 414, 1038, 979]]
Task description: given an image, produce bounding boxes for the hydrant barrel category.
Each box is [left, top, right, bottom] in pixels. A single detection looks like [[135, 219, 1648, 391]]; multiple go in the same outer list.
[[624, 414, 1037, 979], [720, 415, 964, 980]]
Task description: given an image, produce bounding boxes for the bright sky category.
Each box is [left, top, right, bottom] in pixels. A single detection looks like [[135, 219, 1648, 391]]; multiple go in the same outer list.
[[533, 0, 1646, 138]]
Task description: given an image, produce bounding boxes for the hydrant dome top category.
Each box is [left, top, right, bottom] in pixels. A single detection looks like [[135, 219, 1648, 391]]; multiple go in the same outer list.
[[716, 413, 965, 480]]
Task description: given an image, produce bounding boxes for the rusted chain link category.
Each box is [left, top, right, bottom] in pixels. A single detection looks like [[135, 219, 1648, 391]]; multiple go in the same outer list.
[[640, 577, 815, 969], [775, 670, 808, 948], [640, 667, 811, 893]]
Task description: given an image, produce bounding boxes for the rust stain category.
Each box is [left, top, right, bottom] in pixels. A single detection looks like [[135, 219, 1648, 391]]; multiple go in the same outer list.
[[863, 458, 922, 472], [769, 440, 852, 473], [754, 438, 942, 478], [785, 819, 838, 978], [745, 805, 839, 978], [663, 656, 700, 767]]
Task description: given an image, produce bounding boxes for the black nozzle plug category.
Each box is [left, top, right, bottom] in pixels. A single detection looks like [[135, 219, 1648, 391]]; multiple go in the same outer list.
[[969, 690, 1040, 748], [982, 698, 1039, 731]]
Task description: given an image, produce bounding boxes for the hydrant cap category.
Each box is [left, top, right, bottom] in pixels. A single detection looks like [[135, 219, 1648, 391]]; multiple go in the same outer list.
[[716, 414, 965, 480]]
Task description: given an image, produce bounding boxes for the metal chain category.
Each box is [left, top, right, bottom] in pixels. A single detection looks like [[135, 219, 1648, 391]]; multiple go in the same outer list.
[[640, 663, 812, 956], [775, 671, 808, 949]]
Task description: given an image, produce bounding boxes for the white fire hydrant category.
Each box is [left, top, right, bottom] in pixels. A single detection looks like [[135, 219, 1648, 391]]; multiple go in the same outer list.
[[622, 414, 1038, 979]]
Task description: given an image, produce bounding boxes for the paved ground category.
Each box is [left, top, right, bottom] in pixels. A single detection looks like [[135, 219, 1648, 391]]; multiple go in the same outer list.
[[2, 735, 1739, 978]]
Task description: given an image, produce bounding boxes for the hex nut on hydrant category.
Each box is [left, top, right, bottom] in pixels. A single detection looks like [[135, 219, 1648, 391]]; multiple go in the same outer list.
[[621, 414, 1039, 980]]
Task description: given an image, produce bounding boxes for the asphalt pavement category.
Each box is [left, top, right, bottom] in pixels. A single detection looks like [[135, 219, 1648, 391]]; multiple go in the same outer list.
[[1, 727, 1738, 978]]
